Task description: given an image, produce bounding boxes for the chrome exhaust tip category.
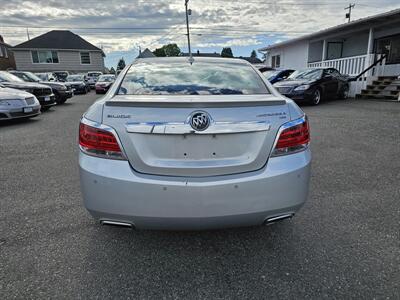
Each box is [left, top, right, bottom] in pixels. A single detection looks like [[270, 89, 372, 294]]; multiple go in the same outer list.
[[100, 220, 134, 229], [264, 213, 294, 225]]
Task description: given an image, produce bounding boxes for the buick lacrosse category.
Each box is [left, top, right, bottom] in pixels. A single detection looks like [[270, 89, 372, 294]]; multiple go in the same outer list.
[[79, 57, 311, 230]]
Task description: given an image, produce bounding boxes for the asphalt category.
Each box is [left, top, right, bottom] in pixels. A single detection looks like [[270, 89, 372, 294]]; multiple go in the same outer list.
[[1, 93, 399, 299]]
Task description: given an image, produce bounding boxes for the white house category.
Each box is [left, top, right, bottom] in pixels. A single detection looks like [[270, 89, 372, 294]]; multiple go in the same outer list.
[[259, 8, 400, 98]]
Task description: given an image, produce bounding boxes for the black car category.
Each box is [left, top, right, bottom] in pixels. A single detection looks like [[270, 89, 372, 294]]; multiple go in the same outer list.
[[262, 69, 294, 84], [65, 75, 90, 94], [273, 68, 350, 105], [10, 71, 73, 104], [0, 71, 56, 110]]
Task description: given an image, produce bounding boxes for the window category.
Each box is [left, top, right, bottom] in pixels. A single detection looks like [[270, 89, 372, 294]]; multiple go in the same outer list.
[[0, 46, 6, 58], [271, 55, 280, 68], [376, 35, 400, 64], [0, 46, 3, 57], [31, 50, 59, 63], [118, 61, 269, 95], [80, 52, 91, 64]]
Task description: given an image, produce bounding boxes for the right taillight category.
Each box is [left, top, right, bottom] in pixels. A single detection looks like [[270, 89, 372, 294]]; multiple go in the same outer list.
[[79, 121, 126, 160], [271, 116, 310, 157]]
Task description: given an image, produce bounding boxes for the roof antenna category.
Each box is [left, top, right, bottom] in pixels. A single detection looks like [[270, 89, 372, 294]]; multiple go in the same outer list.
[[185, 0, 194, 64]]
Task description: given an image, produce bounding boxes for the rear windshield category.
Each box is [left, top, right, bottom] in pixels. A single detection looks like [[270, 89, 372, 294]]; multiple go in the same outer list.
[[118, 61, 269, 95]]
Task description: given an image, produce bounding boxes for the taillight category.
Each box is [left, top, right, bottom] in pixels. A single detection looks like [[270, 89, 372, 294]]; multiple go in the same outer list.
[[79, 121, 126, 160], [271, 116, 310, 157]]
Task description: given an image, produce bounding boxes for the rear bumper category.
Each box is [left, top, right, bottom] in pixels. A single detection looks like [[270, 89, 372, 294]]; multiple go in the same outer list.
[[79, 149, 311, 230]]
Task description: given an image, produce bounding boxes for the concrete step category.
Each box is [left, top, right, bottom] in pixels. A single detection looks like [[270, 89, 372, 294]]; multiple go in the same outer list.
[[356, 94, 399, 100], [377, 76, 398, 81]]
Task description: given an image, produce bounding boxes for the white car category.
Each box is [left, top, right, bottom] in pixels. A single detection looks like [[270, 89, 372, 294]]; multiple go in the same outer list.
[[0, 85, 41, 120], [79, 57, 311, 230]]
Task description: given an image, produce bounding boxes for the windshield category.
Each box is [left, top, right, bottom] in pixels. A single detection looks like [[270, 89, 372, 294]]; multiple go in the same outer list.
[[88, 72, 101, 77], [0, 71, 25, 83], [118, 61, 269, 95], [35, 73, 47, 80], [98, 75, 115, 82], [288, 69, 322, 80], [263, 71, 280, 80], [14, 72, 42, 82], [67, 75, 84, 82]]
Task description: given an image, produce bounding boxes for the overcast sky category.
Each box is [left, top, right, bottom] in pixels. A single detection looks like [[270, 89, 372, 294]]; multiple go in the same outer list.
[[1, 0, 399, 68]]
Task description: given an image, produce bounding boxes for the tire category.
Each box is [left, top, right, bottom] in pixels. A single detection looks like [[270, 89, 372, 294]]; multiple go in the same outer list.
[[340, 86, 349, 99], [41, 106, 50, 112], [56, 98, 67, 105], [309, 88, 322, 105]]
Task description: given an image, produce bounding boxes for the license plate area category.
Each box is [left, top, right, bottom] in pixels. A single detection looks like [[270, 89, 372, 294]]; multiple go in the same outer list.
[[23, 107, 33, 113]]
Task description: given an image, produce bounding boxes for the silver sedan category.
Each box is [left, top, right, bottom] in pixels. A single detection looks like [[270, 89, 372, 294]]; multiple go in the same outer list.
[[0, 86, 41, 120], [79, 57, 311, 230]]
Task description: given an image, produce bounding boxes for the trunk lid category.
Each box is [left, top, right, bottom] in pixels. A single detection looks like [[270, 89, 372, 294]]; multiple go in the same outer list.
[[102, 95, 290, 177]]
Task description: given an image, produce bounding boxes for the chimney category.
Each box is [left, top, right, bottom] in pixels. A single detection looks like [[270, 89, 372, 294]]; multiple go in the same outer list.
[[0, 35, 4, 43], [197, 50, 200, 55]]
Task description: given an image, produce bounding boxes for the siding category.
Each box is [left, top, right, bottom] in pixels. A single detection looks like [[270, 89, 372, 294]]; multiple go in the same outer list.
[[13, 50, 104, 72], [267, 41, 309, 70]]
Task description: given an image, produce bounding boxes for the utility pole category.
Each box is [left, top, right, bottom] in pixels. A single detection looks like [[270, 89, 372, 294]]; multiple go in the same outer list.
[[26, 28, 30, 40], [185, 0, 193, 63], [345, 3, 355, 23]]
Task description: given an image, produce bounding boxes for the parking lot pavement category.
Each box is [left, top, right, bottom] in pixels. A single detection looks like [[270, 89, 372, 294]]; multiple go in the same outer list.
[[1, 94, 399, 299]]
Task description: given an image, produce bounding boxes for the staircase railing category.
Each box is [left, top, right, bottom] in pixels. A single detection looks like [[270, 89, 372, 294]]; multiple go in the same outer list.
[[350, 54, 387, 81]]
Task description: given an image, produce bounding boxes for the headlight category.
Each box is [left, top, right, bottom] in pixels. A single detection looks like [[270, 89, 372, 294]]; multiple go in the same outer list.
[[80, 83, 86, 87], [59, 85, 67, 91], [294, 85, 310, 91]]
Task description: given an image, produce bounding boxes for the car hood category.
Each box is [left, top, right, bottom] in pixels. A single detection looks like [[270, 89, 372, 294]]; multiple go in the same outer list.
[[274, 79, 315, 87], [1, 81, 51, 89], [40, 81, 66, 89], [67, 81, 85, 85], [0, 87, 33, 100], [96, 81, 113, 85]]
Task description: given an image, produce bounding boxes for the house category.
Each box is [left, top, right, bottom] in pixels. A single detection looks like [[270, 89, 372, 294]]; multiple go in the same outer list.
[[137, 48, 156, 58], [259, 8, 400, 98], [0, 35, 16, 70], [12, 30, 105, 73]]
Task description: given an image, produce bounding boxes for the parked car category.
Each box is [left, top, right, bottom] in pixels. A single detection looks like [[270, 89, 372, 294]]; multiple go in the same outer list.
[[65, 75, 90, 94], [10, 71, 73, 104], [0, 85, 41, 120], [273, 68, 350, 105], [79, 57, 311, 230], [35, 72, 57, 82], [53, 71, 70, 82], [262, 69, 294, 84], [95, 74, 115, 94], [0, 71, 56, 110], [86, 71, 103, 89]]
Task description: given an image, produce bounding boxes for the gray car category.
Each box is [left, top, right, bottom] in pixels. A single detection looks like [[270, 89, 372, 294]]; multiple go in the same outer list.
[[0, 85, 41, 120], [79, 57, 311, 230]]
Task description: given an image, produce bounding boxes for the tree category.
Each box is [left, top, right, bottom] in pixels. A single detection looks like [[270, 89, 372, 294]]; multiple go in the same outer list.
[[153, 44, 181, 57], [110, 67, 116, 74], [117, 58, 126, 71], [250, 50, 258, 58], [221, 47, 233, 58]]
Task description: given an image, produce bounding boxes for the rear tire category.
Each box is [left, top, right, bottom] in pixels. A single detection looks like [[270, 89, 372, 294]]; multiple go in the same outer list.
[[56, 98, 67, 105], [340, 86, 349, 99], [309, 88, 322, 105]]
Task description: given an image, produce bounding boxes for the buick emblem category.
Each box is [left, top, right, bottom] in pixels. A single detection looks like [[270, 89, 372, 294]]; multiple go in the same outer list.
[[190, 111, 211, 131]]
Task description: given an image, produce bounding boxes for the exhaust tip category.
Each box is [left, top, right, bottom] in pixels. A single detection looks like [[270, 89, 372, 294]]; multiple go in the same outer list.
[[264, 213, 294, 225], [100, 220, 134, 229]]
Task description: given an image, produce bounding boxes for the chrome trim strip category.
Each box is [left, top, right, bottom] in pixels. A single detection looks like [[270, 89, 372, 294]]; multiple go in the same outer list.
[[105, 100, 286, 108], [125, 120, 271, 135]]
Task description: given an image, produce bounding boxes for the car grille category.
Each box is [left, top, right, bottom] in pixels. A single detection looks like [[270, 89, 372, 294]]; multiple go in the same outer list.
[[72, 84, 82, 89], [33, 88, 52, 96], [276, 87, 293, 94]]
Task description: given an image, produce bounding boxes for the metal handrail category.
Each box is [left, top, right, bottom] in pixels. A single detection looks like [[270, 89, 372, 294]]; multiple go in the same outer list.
[[351, 54, 387, 81]]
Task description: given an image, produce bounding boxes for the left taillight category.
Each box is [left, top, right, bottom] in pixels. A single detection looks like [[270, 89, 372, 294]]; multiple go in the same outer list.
[[79, 121, 126, 160], [271, 116, 310, 157]]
